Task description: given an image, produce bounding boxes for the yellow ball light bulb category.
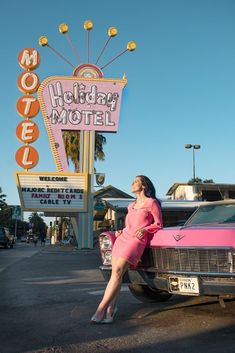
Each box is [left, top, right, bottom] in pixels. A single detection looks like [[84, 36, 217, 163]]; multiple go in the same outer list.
[[59, 23, 69, 34], [84, 20, 93, 30], [127, 41, 137, 51], [108, 27, 118, 37], [38, 36, 48, 46]]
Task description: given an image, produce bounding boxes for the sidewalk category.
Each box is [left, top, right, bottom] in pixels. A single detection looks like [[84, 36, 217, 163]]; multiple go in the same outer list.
[[45, 243, 100, 253]]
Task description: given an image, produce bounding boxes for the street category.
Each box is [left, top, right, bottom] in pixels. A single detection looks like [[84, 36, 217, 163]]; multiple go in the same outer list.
[[1, 242, 235, 353]]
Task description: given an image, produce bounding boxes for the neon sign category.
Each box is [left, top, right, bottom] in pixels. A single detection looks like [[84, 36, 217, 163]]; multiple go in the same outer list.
[[16, 48, 40, 169]]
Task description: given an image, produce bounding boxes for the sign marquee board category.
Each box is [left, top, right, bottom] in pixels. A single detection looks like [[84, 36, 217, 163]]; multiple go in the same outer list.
[[38, 76, 126, 171], [15, 172, 88, 212]]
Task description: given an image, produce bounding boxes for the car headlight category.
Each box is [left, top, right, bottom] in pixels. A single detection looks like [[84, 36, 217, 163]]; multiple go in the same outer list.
[[100, 235, 112, 250], [103, 250, 112, 265]]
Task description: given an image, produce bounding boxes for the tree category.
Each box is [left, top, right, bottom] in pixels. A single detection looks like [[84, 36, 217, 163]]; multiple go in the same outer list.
[[11, 220, 29, 238], [94, 133, 106, 162], [203, 179, 214, 183], [63, 131, 106, 172], [63, 131, 80, 172], [0, 187, 6, 207], [28, 212, 47, 236], [0, 205, 12, 227], [0, 187, 11, 227], [188, 178, 215, 184], [188, 177, 203, 184]]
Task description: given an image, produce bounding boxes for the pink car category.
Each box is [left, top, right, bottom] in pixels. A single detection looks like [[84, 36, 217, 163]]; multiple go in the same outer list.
[[99, 200, 235, 304]]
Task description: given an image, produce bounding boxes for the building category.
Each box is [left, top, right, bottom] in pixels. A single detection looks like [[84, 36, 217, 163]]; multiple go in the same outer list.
[[93, 185, 202, 237], [166, 182, 235, 201], [93, 185, 134, 237], [102, 198, 202, 229]]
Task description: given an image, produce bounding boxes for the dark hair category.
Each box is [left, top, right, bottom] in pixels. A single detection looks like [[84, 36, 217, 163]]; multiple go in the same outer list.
[[136, 175, 157, 199], [137, 175, 162, 208]]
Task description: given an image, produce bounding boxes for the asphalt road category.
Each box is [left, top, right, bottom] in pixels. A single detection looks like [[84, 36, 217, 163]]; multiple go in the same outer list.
[[1, 242, 235, 353]]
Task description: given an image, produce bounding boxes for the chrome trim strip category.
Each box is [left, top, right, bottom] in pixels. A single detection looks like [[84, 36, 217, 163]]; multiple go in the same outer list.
[[140, 268, 235, 277]]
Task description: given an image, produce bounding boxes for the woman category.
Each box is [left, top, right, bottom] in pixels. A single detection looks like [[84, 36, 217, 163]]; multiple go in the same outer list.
[[91, 175, 163, 324]]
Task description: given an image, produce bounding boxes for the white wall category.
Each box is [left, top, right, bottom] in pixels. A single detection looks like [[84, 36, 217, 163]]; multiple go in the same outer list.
[[172, 185, 198, 200]]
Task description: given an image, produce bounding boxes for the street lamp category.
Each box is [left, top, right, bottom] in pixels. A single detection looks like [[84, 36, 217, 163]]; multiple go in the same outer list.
[[185, 144, 201, 182]]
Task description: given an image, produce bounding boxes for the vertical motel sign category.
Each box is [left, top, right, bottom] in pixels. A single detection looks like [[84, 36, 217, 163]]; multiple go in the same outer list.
[[16, 48, 40, 169]]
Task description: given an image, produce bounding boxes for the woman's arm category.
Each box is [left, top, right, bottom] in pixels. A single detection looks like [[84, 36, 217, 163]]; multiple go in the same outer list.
[[115, 230, 123, 237], [144, 199, 163, 234]]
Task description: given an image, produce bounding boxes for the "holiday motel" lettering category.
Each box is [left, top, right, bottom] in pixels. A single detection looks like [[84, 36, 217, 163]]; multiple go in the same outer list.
[[48, 82, 119, 126]]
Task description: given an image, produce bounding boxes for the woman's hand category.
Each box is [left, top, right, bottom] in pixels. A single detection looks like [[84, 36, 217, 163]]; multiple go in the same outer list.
[[115, 230, 122, 238], [135, 229, 146, 239]]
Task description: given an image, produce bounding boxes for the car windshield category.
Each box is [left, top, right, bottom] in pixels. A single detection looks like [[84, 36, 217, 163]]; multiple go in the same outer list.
[[184, 203, 235, 226]]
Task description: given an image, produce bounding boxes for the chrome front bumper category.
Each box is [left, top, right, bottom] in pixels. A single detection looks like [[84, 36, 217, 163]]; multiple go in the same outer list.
[[99, 265, 235, 296]]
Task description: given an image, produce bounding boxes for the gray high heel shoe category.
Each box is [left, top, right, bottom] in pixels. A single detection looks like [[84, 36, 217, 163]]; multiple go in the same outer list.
[[102, 307, 118, 324], [90, 312, 105, 324]]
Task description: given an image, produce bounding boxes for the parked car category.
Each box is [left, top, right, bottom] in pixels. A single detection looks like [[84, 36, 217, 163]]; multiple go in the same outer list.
[[26, 234, 38, 243], [99, 200, 235, 304], [20, 235, 27, 242], [0, 226, 15, 249], [26, 234, 33, 243]]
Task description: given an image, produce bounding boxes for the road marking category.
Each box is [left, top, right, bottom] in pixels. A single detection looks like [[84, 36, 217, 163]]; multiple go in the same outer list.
[[23, 276, 71, 281], [88, 285, 129, 295]]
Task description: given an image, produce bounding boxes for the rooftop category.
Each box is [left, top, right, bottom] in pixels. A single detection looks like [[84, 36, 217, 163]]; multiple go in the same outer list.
[[166, 182, 235, 196], [103, 198, 203, 210]]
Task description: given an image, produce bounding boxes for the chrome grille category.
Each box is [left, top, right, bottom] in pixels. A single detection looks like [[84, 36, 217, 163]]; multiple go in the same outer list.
[[141, 248, 235, 274]]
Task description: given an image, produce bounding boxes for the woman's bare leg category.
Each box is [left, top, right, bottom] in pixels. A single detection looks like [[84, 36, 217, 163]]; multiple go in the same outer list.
[[92, 257, 129, 320], [105, 282, 122, 319]]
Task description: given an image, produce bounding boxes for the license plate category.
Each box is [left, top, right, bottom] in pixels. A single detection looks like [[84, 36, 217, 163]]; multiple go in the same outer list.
[[169, 276, 199, 295]]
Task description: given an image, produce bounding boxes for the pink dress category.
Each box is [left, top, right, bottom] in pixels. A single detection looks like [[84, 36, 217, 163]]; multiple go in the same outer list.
[[112, 198, 163, 267]]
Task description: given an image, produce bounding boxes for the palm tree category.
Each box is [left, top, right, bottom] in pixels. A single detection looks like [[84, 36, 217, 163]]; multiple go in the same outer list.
[[94, 133, 106, 162], [28, 212, 47, 235], [63, 131, 106, 172], [0, 188, 10, 226], [63, 131, 80, 172], [0, 187, 6, 207]]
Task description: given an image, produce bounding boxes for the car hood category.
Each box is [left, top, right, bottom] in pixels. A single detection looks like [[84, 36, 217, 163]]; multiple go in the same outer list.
[[149, 225, 235, 247]]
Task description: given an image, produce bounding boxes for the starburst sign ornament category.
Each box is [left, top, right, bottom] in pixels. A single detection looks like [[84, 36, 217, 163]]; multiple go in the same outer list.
[[37, 20, 136, 172]]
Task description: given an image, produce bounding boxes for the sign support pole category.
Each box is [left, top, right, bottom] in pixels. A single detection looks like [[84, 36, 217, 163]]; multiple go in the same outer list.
[[75, 130, 94, 249], [14, 219, 18, 240]]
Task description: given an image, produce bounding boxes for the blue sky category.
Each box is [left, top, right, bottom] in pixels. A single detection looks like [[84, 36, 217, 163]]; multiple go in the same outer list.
[[1, 0, 235, 218]]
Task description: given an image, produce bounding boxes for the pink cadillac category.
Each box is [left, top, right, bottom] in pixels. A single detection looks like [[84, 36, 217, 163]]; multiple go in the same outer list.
[[99, 200, 235, 304]]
